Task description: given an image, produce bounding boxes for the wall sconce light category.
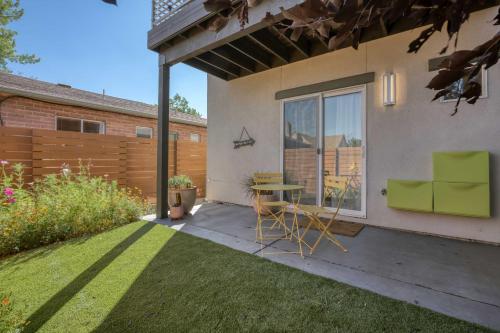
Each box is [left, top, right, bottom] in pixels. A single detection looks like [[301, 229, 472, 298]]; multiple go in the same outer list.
[[383, 72, 396, 106]]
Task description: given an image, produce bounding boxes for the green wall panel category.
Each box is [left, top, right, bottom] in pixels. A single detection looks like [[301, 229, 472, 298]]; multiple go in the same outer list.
[[434, 182, 490, 218], [433, 151, 489, 183], [387, 179, 433, 213]]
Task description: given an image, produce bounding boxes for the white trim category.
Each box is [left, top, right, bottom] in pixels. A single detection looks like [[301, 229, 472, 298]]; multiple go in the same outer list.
[[441, 66, 488, 103], [280, 84, 367, 219], [56, 116, 106, 134], [136, 126, 153, 138]]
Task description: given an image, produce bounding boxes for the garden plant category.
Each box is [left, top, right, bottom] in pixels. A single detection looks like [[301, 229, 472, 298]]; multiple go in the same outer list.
[[0, 160, 149, 257]]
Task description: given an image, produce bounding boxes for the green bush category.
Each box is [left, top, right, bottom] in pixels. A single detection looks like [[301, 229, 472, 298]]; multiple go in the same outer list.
[[168, 175, 193, 189], [0, 161, 149, 257]]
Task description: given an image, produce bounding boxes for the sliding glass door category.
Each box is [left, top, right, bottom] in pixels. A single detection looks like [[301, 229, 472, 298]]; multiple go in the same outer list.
[[283, 97, 318, 205], [322, 90, 365, 216], [282, 87, 366, 217]]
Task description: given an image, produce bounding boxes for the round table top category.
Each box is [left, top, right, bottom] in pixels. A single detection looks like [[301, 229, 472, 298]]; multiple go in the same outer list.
[[251, 184, 304, 191]]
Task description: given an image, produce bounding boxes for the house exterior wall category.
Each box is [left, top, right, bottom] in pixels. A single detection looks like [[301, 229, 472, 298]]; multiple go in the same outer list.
[[0, 95, 206, 142], [207, 7, 500, 244]]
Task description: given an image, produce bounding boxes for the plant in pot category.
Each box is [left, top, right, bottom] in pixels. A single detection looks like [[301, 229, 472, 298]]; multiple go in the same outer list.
[[242, 175, 276, 215], [168, 175, 197, 214], [170, 192, 184, 220]]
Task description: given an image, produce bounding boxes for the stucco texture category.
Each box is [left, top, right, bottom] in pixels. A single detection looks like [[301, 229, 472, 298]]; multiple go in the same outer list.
[[207, 8, 500, 243]]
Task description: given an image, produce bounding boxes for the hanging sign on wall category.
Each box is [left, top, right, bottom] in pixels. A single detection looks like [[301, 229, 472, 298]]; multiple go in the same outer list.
[[233, 127, 255, 149]]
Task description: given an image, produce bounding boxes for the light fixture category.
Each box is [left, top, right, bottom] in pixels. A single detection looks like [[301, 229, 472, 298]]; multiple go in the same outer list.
[[383, 72, 396, 106]]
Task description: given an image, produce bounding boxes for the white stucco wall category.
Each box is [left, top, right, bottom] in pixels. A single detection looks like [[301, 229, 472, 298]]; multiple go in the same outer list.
[[207, 7, 500, 244]]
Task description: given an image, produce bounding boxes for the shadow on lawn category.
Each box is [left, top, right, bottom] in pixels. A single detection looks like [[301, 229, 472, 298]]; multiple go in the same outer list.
[[24, 223, 155, 333]]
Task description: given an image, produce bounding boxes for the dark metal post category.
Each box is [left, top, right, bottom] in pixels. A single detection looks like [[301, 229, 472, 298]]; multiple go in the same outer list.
[[157, 62, 170, 219]]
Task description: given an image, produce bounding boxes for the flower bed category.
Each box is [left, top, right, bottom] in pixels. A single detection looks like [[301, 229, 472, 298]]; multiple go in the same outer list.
[[0, 161, 149, 257]]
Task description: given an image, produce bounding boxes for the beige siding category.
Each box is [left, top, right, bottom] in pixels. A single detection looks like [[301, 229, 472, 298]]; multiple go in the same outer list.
[[207, 7, 500, 244]]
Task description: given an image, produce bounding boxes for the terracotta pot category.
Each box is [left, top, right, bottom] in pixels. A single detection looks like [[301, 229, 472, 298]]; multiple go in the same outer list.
[[168, 187, 197, 214], [252, 194, 278, 215], [170, 205, 184, 220]]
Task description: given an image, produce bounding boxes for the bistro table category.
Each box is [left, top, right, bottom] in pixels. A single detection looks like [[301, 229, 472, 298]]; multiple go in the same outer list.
[[251, 184, 305, 257]]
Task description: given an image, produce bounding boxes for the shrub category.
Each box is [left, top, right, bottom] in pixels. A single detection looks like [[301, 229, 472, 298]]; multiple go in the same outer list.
[[0, 161, 149, 257], [0, 292, 26, 333]]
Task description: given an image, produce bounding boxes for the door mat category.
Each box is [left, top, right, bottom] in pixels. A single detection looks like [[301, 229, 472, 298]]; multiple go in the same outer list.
[[298, 218, 364, 237]]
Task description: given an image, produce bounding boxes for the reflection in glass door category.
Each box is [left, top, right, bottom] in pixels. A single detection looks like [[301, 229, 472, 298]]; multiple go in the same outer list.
[[323, 91, 364, 216], [283, 97, 318, 205]]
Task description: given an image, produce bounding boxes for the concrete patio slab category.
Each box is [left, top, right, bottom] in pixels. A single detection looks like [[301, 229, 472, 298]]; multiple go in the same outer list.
[[153, 202, 500, 330]]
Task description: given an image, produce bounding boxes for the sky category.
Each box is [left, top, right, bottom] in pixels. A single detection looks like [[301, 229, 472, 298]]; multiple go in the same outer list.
[[8, 0, 208, 117]]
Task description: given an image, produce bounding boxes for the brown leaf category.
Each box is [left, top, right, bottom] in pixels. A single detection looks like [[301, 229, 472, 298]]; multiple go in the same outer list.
[[408, 27, 435, 54], [316, 22, 330, 39], [247, 0, 262, 8], [462, 81, 482, 104], [208, 16, 229, 32], [203, 0, 231, 12], [290, 27, 304, 42], [426, 70, 464, 90], [439, 50, 478, 70], [261, 12, 276, 24]]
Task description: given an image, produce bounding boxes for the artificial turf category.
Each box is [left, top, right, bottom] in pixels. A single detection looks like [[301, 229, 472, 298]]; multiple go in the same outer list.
[[0, 221, 492, 332]]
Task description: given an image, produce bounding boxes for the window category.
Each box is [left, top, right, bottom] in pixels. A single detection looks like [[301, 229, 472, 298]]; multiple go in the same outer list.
[[169, 132, 178, 141], [442, 66, 488, 102], [136, 126, 153, 138], [57, 117, 105, 134], [190, 133, 201, 142]]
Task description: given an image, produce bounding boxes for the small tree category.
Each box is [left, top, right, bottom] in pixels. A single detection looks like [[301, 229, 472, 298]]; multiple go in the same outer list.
[[169, 93, 201, 117], [0, 0, 39, 72]]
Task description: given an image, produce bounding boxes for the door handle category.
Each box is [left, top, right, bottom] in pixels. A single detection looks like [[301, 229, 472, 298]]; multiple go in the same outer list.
[[317, 148, 321, 155]]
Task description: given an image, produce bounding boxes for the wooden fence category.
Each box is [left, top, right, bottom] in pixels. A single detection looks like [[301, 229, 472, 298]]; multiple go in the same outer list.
[[0, 127, 206, 201], [284, 146, 363, 194]]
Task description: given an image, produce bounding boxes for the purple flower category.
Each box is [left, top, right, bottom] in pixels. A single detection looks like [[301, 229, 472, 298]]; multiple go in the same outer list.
[[0, 160, 8, 166], [3, 188, 14, 197], [6, 197, 16, 204]]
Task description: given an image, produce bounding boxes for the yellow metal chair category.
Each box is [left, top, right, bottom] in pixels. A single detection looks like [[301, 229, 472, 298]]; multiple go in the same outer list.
[[298, 176, 349, 255], [253, 173, 290, 242]]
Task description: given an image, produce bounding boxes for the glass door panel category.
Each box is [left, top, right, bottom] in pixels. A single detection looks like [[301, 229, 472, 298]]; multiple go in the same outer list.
[[323, 91, 364, 214], [283, 97, 318, 205]]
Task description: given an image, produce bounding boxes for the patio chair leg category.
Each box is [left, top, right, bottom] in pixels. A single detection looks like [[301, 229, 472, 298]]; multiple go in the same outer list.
[[325, 230, 348, 252]]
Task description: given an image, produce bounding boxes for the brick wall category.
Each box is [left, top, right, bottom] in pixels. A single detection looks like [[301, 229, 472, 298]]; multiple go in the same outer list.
[[0, 95, 206, 142]]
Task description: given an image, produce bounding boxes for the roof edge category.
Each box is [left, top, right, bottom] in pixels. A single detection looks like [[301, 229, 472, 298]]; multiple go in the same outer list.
[[0, 86, 207, 127]]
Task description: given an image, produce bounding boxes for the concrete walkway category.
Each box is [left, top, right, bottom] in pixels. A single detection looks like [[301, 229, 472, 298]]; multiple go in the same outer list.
[[151, 202, 500, 330]]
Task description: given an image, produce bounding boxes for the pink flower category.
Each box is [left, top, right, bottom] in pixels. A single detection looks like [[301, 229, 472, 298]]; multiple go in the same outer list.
[[3, 188, 14, 197], [0, 160, 8, 166], [6, 197, 16, 204]]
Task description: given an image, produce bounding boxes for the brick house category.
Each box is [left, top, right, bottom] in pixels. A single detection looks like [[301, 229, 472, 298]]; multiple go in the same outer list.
[[0, 72, 207, 143]]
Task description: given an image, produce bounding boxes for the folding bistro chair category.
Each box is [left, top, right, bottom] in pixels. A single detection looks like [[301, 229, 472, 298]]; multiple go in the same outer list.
[[298, 176, 349, 255], [253, 173, 290, 242]]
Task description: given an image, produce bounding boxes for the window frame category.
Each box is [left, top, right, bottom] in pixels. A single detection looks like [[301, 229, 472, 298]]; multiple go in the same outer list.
[[440, 65, 488, 103], [190, 133, 201, 143], [136, 126, 153, 139], [56, 116, 105, 134]]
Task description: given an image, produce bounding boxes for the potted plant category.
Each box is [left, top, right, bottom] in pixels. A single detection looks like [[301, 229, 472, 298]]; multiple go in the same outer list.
[[168, 175, 197, 214], [170, 192, 184, 220], [242, 175, 277, 215]]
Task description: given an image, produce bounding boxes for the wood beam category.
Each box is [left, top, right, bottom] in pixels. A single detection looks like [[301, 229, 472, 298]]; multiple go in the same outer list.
[[195, 52, 241, 78], [270, 26, 309, 58], [211, 45, 257, 73], [248, 29, 290, 64], [157, 63, 170, 219], [184, 58, 229, 80], [229, 37, 272, 69]]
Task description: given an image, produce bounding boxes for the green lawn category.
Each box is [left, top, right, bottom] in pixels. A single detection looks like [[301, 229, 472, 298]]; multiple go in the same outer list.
[[0, 222, 492, 333]]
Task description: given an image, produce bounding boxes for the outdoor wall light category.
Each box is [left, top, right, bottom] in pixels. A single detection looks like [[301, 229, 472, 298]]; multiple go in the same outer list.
[[383, 72, 396, 106]]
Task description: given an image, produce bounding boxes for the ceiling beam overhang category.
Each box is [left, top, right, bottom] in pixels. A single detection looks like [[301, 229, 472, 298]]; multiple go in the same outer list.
[[157, 0, 304, 65]]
